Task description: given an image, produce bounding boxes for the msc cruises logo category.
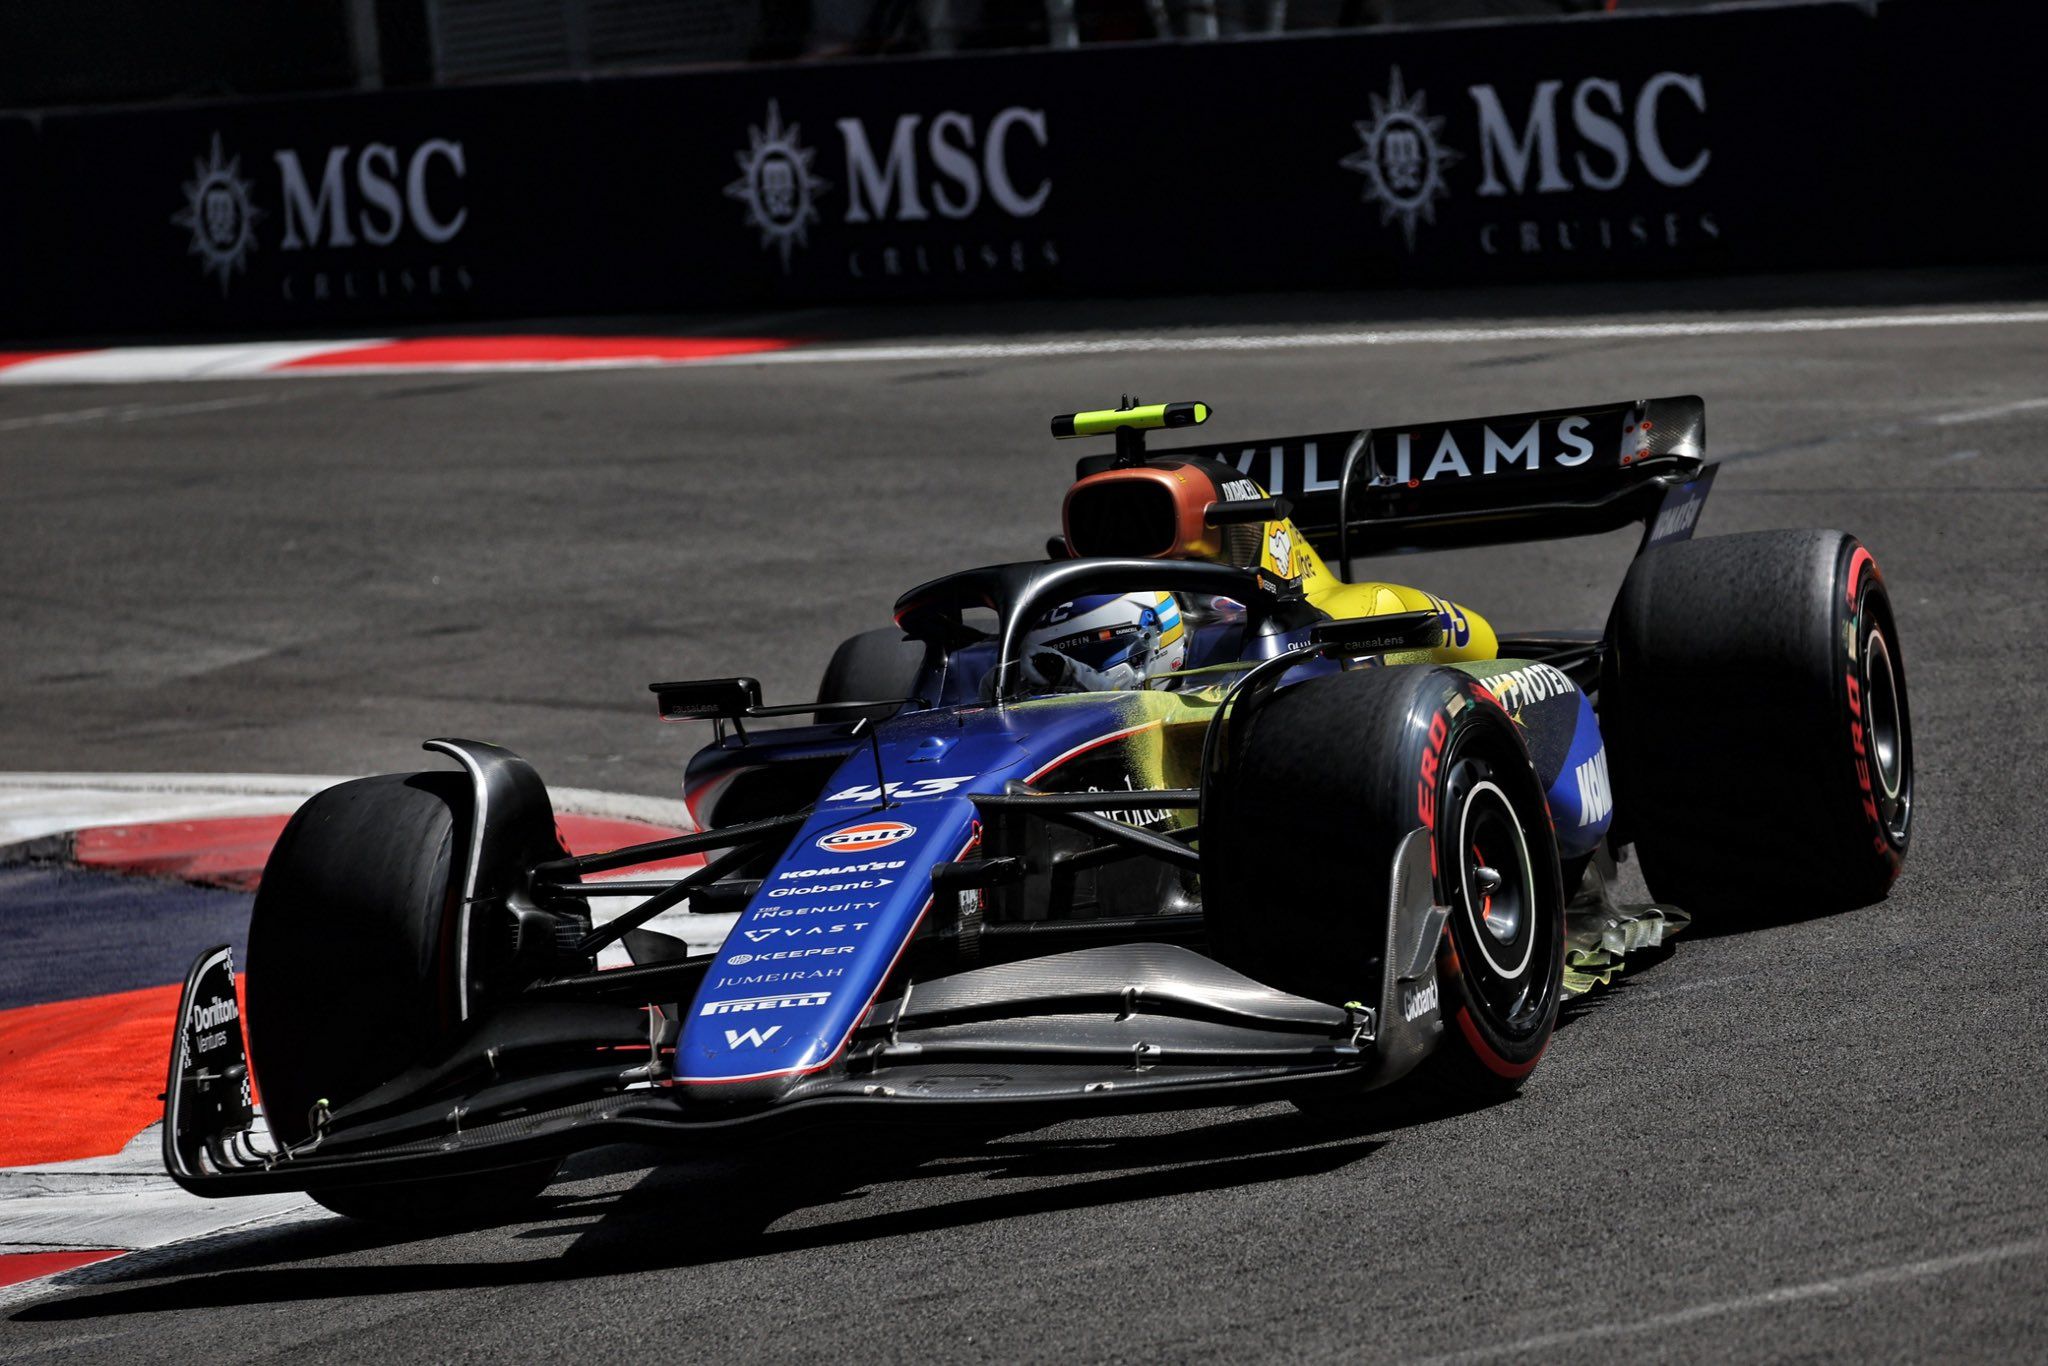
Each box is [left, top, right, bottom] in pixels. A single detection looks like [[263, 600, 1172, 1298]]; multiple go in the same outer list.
[[1339, 67, 1458, 251], [725, 100, 830, 271], [172, 133, 262, 294]]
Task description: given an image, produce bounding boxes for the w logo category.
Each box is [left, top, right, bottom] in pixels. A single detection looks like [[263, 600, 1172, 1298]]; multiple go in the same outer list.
[[724, 1026, 781, 1049]]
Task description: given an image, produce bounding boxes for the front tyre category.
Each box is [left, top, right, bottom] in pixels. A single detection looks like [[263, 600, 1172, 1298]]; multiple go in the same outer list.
[[1203, 666, 1566, 1103], [246, 771, 557, 1222]]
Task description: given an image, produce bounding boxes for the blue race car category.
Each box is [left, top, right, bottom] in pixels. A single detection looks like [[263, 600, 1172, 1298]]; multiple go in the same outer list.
[[162, 396, 1913, 1222]]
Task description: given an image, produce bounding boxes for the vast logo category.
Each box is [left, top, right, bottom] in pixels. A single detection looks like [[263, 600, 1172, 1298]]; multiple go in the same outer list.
[[1340, 67, 1459, 251], [816, 820, 916, 854], [173, 134, 262, 294]]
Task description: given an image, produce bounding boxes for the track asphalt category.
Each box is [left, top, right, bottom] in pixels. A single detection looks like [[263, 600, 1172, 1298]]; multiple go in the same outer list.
[[1, 267, 2044, 1361]]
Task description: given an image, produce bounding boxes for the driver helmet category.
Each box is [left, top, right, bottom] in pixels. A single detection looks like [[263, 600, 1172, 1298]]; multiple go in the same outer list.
[[1021, 592, 1187, 693]]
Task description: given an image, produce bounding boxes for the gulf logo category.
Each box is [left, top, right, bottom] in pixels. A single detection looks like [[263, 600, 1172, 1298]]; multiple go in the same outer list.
[[816, 820, 917, 855]]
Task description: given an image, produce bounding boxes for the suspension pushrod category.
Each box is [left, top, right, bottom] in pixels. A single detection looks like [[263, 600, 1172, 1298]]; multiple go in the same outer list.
[[572, 840, 770, 957], [535, 811, 808, 881]]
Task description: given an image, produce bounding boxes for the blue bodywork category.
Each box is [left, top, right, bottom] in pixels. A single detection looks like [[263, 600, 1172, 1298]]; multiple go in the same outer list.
[[668, 644, 1613, 1095], [673, 700, 1164, 1091]]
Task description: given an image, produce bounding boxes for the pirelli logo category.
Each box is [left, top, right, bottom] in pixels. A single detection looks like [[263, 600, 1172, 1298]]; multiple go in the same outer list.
[[699, 991, 832, 1016]]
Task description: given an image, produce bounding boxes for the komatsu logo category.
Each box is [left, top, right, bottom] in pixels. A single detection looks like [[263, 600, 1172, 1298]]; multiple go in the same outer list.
[[778, 860, 904, 880]]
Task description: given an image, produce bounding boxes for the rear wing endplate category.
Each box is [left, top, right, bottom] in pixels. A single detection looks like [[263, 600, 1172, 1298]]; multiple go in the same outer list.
[[1081, 395, 1710, 567]]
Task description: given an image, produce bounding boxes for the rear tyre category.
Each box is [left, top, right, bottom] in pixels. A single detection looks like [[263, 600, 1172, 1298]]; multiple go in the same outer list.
[[246, 772, 556, 1222], [816, 627, 927, 722], [1204, 666, 1567, 1103], [1604, 530, 1912, 920]]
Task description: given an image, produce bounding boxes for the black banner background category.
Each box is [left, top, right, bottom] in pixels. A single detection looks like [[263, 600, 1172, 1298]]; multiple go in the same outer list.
[[3, 0, 2040, 338]]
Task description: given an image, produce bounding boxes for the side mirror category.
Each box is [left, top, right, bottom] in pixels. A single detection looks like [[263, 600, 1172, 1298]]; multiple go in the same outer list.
[[1307, 610, 1445, 655], [649, 676, 762, 722], [1203, 496, 1293, 526]]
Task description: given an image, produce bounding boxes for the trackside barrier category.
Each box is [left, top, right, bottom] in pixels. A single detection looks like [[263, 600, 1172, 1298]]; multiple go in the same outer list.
[[0, 0, 2040, 338]]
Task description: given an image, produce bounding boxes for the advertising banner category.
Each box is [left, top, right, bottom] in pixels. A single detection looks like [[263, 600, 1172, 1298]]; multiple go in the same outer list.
[[8, 0, 2044, 337]]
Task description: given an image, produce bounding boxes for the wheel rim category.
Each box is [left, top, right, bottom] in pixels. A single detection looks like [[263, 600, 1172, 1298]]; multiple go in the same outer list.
[[1442, 757, 1551, 1035], [1862, 627, 1905, 803], [1459, 781, 1534, 978]]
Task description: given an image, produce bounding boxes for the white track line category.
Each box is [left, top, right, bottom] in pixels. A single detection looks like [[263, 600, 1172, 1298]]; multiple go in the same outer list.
[[1414, 1236, 2048, 1364], [691, 308, 2048, 368], [0, 341, 382, 384], [0, 771, 692, 846], [6, 308, 2048, 385], [0, 395, 283, 431], [1927, 395, 2048, 426]]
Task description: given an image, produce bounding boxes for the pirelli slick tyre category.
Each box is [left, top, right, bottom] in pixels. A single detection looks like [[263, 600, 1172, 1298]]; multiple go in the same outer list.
[[1604, 530, 1912, 920], [815, 627, 927, 723], [246, 772, 556, 1222], [1204, 666, 1567, 1102]]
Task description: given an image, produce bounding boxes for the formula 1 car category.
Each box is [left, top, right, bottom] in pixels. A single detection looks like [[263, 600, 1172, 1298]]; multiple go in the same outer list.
[[163, 395, 1913, 1222]]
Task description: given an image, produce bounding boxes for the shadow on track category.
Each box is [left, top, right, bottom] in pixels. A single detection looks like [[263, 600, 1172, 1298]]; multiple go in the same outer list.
[[12, 1104, 1413, 1322]]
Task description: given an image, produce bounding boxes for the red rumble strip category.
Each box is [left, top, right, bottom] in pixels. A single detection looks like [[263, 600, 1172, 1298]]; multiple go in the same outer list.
[[0, 1251, 126, 1290], [278, 334, 796, 369]]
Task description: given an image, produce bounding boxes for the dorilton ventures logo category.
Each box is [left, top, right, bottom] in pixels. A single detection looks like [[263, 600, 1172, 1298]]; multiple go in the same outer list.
[[173, 133, 262, 294], [1340, 68, 1458, 252], [724, 99, 830, 271]]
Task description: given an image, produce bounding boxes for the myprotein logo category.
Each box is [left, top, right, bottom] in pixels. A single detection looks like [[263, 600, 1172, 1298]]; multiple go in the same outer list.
[[174, 131, 473, 302], [1342, 69, 1716, 256], [728, 101, 1055, 279], [816, 821, 916, 855]]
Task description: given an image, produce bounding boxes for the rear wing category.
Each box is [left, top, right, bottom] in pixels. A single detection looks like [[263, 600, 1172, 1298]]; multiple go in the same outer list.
[[1078, 395, 1710, 568]]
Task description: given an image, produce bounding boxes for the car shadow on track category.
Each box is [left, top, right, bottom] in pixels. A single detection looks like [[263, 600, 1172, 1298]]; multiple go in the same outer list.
[[0, 1114, 1400, 1327], [12, 1097, 1512, 1321]]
